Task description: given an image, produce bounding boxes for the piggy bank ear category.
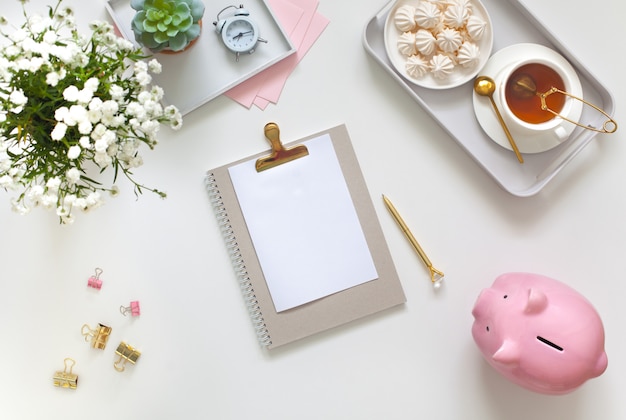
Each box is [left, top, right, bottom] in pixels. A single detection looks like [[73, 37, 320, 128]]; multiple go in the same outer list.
[[492, 339, 520, 366], [525, 288, 548, 314]]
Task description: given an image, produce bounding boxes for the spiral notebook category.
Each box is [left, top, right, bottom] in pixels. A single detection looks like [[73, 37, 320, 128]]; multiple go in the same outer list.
[[205, 124, 405, 349]]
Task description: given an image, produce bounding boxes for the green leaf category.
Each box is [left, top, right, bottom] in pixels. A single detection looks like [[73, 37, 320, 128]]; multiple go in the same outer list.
[[184, 23, 201, 40], [168, 32, 188, 51], [174, 3, 191, 15], [153, 31, 170, 43], [177, 15, 192, 32]]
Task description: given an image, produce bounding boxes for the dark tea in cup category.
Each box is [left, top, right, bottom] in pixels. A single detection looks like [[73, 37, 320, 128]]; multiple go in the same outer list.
[[504, 63, 566, 124]]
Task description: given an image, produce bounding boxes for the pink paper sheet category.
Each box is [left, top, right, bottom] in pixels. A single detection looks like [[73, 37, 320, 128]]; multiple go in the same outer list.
[[224, 0, 329, 109]]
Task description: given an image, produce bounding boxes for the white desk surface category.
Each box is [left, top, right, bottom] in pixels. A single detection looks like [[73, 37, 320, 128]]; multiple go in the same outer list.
[[1, 0, 625, 419]]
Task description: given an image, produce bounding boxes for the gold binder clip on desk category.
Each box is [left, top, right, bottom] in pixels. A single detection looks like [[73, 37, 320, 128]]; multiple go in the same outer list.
[[53, 358, 78, 389], [81, 323, 112, 350], [114, 342, 141, 372], [255, 122, 309, 172]]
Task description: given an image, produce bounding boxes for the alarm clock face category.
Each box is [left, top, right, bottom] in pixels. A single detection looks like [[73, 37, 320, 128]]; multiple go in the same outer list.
[[222, 18, 258, 53]]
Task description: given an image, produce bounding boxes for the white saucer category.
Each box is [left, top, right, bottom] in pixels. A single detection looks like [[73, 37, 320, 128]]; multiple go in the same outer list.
[[384, 0, 494, 90], [472, 43, 583, 154]]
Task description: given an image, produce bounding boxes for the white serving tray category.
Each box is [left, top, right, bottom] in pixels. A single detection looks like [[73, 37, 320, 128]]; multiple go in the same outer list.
[[106, 0, 295, 115], [363, 0, 615, 197]]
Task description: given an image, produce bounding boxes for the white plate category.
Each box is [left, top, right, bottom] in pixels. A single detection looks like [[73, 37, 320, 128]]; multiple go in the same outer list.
[[472, 43, 583, 154], [383, 0, 494, 89]]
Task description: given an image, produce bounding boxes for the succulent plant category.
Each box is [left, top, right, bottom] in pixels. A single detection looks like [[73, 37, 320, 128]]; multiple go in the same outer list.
[[131, 0, 205, 52]]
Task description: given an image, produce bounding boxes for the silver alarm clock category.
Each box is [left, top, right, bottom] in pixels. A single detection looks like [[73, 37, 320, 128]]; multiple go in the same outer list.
[[214, 4, 268, 61]]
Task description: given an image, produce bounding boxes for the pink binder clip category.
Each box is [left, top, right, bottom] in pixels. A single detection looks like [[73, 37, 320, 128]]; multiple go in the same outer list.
[[120, 301, 140, 317], [87, 268, 103, 289]]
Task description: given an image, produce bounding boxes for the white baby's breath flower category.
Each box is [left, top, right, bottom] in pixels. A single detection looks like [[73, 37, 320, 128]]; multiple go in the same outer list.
[[11, 199, 30, 215], [88, 97, 103, 111], [63, 85, 79, 102], [135, 72, 151, 86], [76, 88, 94, 104], [88, 106, 103, 123], [94, 138, 108, 153], [150, 85, 164, 101], [128, 155, 143, 168], [137, 91, 151, 104], [0, 174, 13, 188], [116, 38, 134, 52], [26, 184, 44, 205], [56, 205, 69, 218], [79, 136, 91, 149], [148, 59, 162, 74], [66, 168, 80, 184], [86, 191, 102, 208], [67, 145, 81, 160], [107, 115, 126, 128], [78, 120, 92, 135], [63, 194, 76, 206], [94, 151, 112, 167], [9, 90, 27, 106], [9, 28, 27, 43], [171, 115, 183, 130], [101, 100, 119, 116], [46, 71, 60, 86], [51, 122, 67, 140], [40, 193, 57, 209], [46, 177, 61, 192], [109, 84, 126, 102], [90, 123, 107, 140], [54, 106, 69, 122], [42, 30, 58, 45], [141, 120, 160, 137], [73, 197, 87, 210]]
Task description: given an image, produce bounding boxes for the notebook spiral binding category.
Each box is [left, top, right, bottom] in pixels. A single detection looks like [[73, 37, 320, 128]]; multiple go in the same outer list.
[[205, 173, 272, 347]]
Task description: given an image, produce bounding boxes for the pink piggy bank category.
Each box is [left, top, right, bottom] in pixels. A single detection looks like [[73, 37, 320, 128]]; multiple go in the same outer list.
[[471, 272, 607, 395]]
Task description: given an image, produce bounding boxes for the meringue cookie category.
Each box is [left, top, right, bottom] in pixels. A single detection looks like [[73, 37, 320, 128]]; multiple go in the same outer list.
[[466, 14, 487, 40], [430, 53, 455, 79], [427, 0, 449, 10], [394, 5, 417, 32], [449, 0, 473, 12], [436, 27, 463, 53], [406, 54, 430, 78], [443, 4, 470, 29], [415, 1, 441, 29], [415, 28, 437, 56], [457, 41, 480, 67], [397, 32, 417, 56]]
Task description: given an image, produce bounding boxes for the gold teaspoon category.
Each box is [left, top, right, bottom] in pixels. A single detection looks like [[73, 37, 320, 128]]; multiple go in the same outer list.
[[474, 76, 524, 163]]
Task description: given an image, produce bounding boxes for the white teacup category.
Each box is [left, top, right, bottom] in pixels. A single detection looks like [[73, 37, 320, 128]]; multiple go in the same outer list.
[[495, 56, 583, 146]]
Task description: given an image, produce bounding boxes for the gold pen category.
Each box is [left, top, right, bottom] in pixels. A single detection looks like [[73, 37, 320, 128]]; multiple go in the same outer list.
[[382, 194, 445, 287]]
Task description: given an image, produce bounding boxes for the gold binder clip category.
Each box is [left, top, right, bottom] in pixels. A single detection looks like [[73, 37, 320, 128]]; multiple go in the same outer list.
[[81, 323, 112, 350], [255, 122, 309, 172], [53, 358, 78, 389], [114, 341, 141, 372]]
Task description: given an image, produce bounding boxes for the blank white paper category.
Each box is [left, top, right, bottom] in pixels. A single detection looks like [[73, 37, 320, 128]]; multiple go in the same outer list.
[[228, 133, 378, 312]]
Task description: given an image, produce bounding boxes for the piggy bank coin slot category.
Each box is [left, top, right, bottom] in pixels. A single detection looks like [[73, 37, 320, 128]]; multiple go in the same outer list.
[[537, 336, 563, 352]]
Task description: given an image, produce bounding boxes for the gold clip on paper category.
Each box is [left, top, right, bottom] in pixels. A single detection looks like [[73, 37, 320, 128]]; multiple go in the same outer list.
[[114, 342, 141, 372], [53, 358, 78, 389], [255, 122, 309, 172], [81, 323, 112, 350]]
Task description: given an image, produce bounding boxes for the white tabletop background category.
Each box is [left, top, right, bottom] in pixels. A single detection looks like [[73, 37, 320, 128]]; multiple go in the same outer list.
[[1, 0, 625, 419]]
